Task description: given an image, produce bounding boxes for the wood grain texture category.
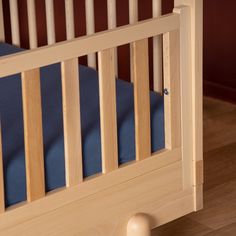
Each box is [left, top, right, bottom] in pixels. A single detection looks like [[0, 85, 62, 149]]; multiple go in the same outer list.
[[0, 124, 4, 213], [152, 217, 211, 236], [153, 0, 163, 93], [85, 0, 96, 69], [0, 13, 180, 78], [131, 39, 151, 161], [0, 161, 185, 236], [175, 1, 203, 210], [9, 0, 20, 46], [45, 0, 55, 45], [21, 69, 45, 202], [163, 30, 181, 150], [61, 58, 83, 186], [0, 0, 4, 42], [0, 148, 181, 231], [152, 98, 236, 235], [203, 109, 236, 152], [65, 0, 75, 40], [27, 0, 37, 49], [98, 48, 118, 173]]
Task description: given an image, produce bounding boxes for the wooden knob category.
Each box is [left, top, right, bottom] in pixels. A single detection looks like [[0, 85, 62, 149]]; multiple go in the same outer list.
[[127, 213, 151, 236]]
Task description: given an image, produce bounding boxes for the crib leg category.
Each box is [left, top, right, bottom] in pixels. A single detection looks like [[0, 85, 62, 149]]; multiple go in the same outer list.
[[127, 214, 151, 236]]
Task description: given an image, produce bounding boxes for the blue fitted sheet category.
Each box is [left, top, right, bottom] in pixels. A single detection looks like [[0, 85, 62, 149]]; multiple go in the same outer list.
[[0, 43, 165, 207]]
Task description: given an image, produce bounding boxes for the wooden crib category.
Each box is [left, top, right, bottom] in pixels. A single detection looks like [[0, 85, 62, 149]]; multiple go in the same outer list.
[[0, 0, 203, 235]]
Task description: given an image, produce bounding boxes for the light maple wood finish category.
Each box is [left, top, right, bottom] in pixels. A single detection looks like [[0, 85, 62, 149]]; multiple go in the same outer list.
[[0, 2, 203, 234], [21, 69, 45, 202], [85, 0, 96, 69], [0, 148, 181, 230], [129, 0, 138, 24], [0, 13, 180, 78], [163, 30, 181, 150], [27, 0, 37, 49], [0, 124, 4, 213], [153, 98, 236, 235], [153, 0, 163, 93], [98, 48, 118, 173], [0, 0, 5, 42], [127, 214, 151, 236], [129, 0, 138, 83], [0, 161, 186, 236], [175, 0, 203, 211], [131, 39, 151, 161], [61, 58, 83, 186], [174, 6, 193, 190], [45, 0, 55, 45], [65, 0, 75, 40], [107, 0, 118, 75], [9, 0, 20, 46]]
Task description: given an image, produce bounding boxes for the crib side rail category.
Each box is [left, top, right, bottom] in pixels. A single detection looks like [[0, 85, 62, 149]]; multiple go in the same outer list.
[[0, 13, 179, 78], [0, 13, 181, 212]]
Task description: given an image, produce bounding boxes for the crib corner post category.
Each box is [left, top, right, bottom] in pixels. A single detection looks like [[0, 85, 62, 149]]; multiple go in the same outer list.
[[174, 0, 203, 211], [127, 214, 151, 236], [0, 0, 5, 42]]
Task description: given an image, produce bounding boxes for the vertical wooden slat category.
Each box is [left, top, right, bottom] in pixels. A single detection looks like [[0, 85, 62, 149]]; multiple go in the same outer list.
[[0, 0, 5, 42], [9, 0, 20, 46], [45, 0, 55, 45], [0, 123, 4, 213], [129, 0, 138, 83], [85, 0, 96, 69], [163, 30, 181, 150], [107, 0, 118, 75], [129, 0, 138, 24], [98, 48, 118, 173], [61, 58, 83, 186], [65, 0, 75, 40], [131, 39, 151, 161], [27, 0, 38, 49], [21, 69, 45, 202], [153, 0, 163, 93]]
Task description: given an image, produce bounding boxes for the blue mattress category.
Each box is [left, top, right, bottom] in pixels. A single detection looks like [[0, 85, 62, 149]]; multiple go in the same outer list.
[[0, 43, 165, 207]]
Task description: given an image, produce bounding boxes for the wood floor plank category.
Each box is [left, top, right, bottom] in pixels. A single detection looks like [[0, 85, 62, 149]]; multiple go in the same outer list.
[[152, 97, 236, 234], [204, 223, 236, 236], [188, 179, 236, 230], [203, 109, 236, 152], [152, 217, 212, 236], [203, 97, 236, 121], [204, 142, 236, 191]]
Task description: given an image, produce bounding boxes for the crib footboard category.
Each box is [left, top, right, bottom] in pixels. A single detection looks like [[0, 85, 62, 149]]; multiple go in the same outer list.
[[0, 0, 202, 235]]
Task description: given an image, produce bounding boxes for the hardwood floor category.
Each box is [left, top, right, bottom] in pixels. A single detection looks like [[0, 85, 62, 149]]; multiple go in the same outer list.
[[152, 97, 236, 236]]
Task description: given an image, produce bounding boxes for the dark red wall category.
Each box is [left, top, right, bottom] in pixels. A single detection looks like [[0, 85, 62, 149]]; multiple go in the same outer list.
[[203, 0, 236, 103], [2, 0, 236, 103]]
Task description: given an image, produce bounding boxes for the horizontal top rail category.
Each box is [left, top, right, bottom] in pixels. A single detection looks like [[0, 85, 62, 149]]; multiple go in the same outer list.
[[0, 13, 179, 78]]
